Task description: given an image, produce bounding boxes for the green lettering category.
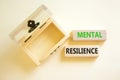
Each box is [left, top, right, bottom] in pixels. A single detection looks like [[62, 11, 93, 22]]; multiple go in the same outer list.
[[84, 32, 88, 38], [77, 32, 83, 38], [95, 32, 102, 38], [91, 32, 94, 38]]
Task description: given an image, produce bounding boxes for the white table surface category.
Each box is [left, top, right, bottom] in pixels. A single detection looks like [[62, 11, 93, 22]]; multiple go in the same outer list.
[[0, 0, 120, 80]]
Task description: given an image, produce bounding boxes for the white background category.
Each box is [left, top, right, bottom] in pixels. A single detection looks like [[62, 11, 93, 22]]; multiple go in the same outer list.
[[0, 0, 120, 80]]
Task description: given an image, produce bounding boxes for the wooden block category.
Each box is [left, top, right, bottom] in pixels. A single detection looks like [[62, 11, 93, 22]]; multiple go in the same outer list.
[[73, 30, 106, 41], [65, 45, 99, 57]]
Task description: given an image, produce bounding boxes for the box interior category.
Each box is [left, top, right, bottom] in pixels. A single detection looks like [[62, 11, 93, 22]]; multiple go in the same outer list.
[[25, 22, 65, 61]]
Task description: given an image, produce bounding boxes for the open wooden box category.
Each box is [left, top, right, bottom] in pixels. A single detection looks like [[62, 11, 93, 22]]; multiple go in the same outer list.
[[10, 5, 68, 65]]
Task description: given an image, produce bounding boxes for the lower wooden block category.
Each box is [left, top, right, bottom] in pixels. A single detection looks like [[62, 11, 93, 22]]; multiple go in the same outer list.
[[65, 45, 99, 57]]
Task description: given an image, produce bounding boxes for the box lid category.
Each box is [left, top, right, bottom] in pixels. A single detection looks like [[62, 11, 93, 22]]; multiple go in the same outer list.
[[10, 5, 52, 42]]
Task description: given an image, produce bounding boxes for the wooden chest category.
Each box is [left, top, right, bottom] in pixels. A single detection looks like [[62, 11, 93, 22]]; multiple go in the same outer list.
[[10, 5, 68, 65]]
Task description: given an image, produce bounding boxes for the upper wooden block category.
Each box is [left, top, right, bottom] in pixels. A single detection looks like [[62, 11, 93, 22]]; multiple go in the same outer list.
[[73, 30, 106, 41]]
